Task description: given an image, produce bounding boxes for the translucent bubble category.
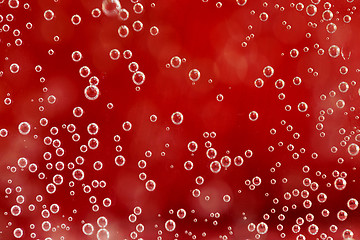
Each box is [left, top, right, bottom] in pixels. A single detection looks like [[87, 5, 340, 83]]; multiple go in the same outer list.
[[188, 141, 198, 152], [206, 148, 217, 159], [210, 161, 221, 173], [275, 79, 285, 89], [150, 26, 159, 36], [119, 8, 129, 21], [10, 63, 19, 73], [44, 10, 55, 21], [263, 66, 274, 77], [306, 4, 317, 16], [72, 169, 85, 181], [8, 0, 20, 8], [165, 219, 176, 232], [254, 78, 264, 88], [348, 143, 359, 156], [84, 85, 100, 100], [189, 69, 200, 82], [83, 223, 94, 235], [132, 20, 143, 32], [145, 180, 156, 191], [133, 3, 144, 14], [249, 111, 259, 121], [322, 10, 333, 21], [132, 71, 145, 85], [102, 0, 121, 16], [18, 157, 28, 168], [109, 49, 121, 60], [343, 229, 354, 239], [257, 222, 268, 234], [97, 229, 110, 240], [13, 228, 23, 238], [236, 0, 247, 6], [290, 49, 299, 58], [338, 82, 349, 93], [297, 102, 308, 112], [118, 25, 129, 38], [334, 177, 347, 190], [11, 205, 21, 216], [18, 122, 30, 135], [177, 209, 186, 219], [337, 210, 348, 221], [72, 51, 82, 62], [234, 156, 244, 166], [259, 12, 268, 21], [87, 123, 99, 135], [71, 14, 81, 25], [122, 121, 132, 131], [328, 45, 340, 58], [347, 198, 358, 210], [97, 216, 108, 228], [91, 8, 102, 18], [326, 23, 337, 33], [308, 224, 319, 235], [79, 66, 91, 78], [170, 56, 181, 68], [73, 107, 84, 117], [171, 111, 183, 125], [220, 156, 231, 168]]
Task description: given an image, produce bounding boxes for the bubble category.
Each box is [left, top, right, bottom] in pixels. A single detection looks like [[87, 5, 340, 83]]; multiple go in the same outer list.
[[102, 0, 121, 16], [290, 49, 299, 58], [343, 15, 351, 23], [236, 0, 247, 6], [348, 143, 359, 156], [73, 107, 84, 117], [18, 157, 28, 168], [72, 51, 82, 62], [170, 56, 181, 68], [150, 26, 160, 36], [97, 229, 110, 240], [11, 205, 21, 216], [188, 141, 198, 152], [145, 180, 156, 191], [133, 3, 144, 14], [119, 8, 129, 21], [97, 216, 108, 228], [337, 210, 348, 221], [259, 12, 268, 21], [72, 169, 85, 181], [132, 71, 145, 85], [297, 102, 308, 112], [254, 78, 264, 88], [262, 66, 274, 78], [249, 111, 259, 121], [275, 79, 285, 89], [234, 156, 244, 166], [10, 63, 19, 73], [18, 122, 30, 135], [177, 209, 186, 219], [132, 20, 143, 32], [220, 156, 231, 168], [210, 161, 221, 173], [109, 49, 120, 60], [347, 198, 358, 210], [322, 10, 333, 21], [308, 224, 319, 235], [343, 229, 354, 239], [79, 66, 91, 78], [91, 8, 102, 18], [188, 69, 201, 82], [206, 148, 217, 159], [8, 0, 19, 8], [306, 4, 317, 16], [171, 111, 184, 125], [111, 155, 125, 167], [328, 45, 340, 58], [122, 121, 132, 131], [82, 223, 94, 235], [257, 222, 268, 234], [334, 177, 347, 190], [118, 25, 129, 38], [165, 219, 176, 232], [84, 85, 100, 100], [13, 228, 23, 238], [44, 10, 55, 21], [338, 82, 349, 93], [71, 14, 81, 25], [326, 23, 337, 33]]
